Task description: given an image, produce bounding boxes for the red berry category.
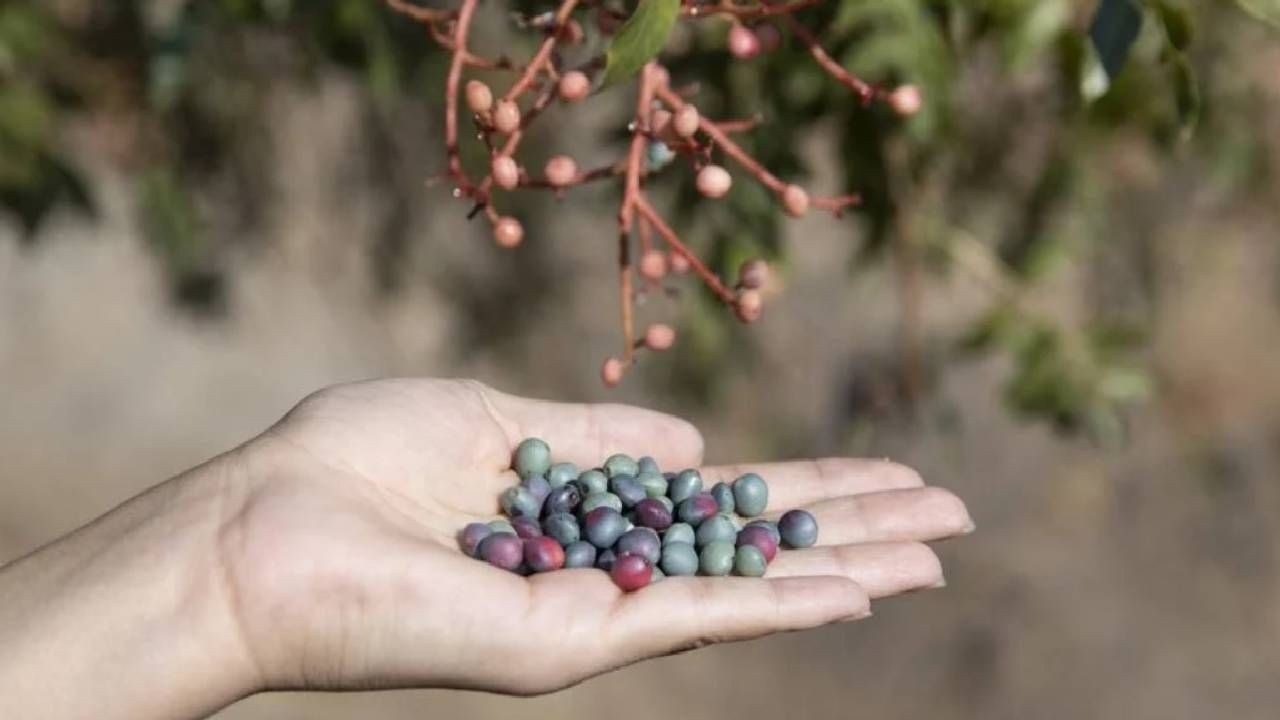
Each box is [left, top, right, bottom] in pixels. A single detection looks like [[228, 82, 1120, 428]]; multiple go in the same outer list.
[[494, 217, 524, 248], [755, 24, 782, 53], [491, 155, 519, 190], [673, 105, 700, 139], [492, 99, 521, 134], [668, 252, 691, 274], [545, 155, 578, 187], [782, 184, 810, 217], [601, 357, 624, 387], [728, 24, 760, 59], [696, 165, 732, 199], [465, 80, 493, 114], [524, 536, 566, 572], [610, 553, 653, 591], [735, 288, 763, 323], [889, 84, 922, 116], [737, 258, 769, 290], [558, 71, 590, 102], [736, 525, 778, 562], [639, 249, 667, 280], [644, 324, 676, 351]]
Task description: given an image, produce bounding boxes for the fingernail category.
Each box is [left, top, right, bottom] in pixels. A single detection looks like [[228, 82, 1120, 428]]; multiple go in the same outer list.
[[929, 577, 948, 589], [961, 520, 977, 535], [841, 609, 873, 622]]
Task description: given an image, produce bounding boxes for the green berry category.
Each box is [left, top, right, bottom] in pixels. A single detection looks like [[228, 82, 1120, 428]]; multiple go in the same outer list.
[[546, 462, 579, 488], [710, 482, 735, 514], [488, 519, 516, 535], [637, 471, 669, 498], [660, 541, 699, 576], [668, 469, 703, 504], [500, 486, 541, 518], [513, 438, 551, 479], [581, 492, 623, 514], [695, 514, 737, 549], [734, 545, 767, 577], [699, 541, 735, 576], [663, 522, 696, 546], [576, 469, 608, 495], [731, 473, 769, 517], [638, 456, 661, 475], [604, 453, 640, 478]]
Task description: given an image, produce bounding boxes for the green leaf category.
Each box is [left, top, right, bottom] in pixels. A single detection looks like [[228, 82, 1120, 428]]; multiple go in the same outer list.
[[1236, 0, 1280, 29], [603, 0, 680, 86]]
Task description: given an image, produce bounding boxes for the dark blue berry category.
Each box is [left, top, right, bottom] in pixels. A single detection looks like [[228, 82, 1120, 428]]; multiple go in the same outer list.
[[615, 527, 661, 564], [459, 522, 493, 557], [583, 507, 627, 549], [778, 509, 819, 548], [543, 484, 581, 517], [667, 469, 703, 504], [595, 548, 618, 571], [542, 512, 580, 545], [563, 541, 597, 568], [478, 533, 523, 571], [609, 474, 647, 509]]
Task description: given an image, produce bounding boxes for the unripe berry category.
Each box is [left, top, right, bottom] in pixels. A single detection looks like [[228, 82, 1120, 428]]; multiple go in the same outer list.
[[601, 357, 624, 387], [738, 258, 769, 290], [494, 217, 523, 248], [644, 324, 676, 351], [696, 165, 732, 199], [465, 80, 493, 114], [755, 23, 782, 53], [668, 252, 691, 274], [558, 71, 590, 102], [491, 155, 519, 190], [673, 105, 700, 139], [728, 24, 760, 59], [544, 155, 578, 187], [492, 99, 521, 134], [889, 84, 922, 116], [782, 184, 810, 217], [639, 249, 667, 281], [735, 288, 763, 323]]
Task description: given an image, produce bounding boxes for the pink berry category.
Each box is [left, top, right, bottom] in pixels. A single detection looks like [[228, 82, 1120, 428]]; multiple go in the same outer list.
[[668, 252, 691, 274], [650, 109, 675, 143], [782, 184, 810, 217], [696, 165, 732, 199], [728, 25, 760, 59], [561, 19, 585, 45], [673, 105, 700, 138], [735, 288, 763, 323], [889, 84, 922, 116], [491, 155, 519, 190], [755, 24, 782, 53], [544, 155, 578, 187], [558, 71, 590, 102], [465, 80, 493, 114], [738, 258, 769, 290], [644, 324, 676, 351], [494, 217, 524, 248], [639, 249, 667, 280], [601, 357, 624, 387], [492, 99, 521, 134]]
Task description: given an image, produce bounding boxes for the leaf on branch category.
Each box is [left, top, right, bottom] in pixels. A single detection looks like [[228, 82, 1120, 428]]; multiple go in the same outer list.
[[602, 0, 680, 86], [1236, 0, 1280, 29]]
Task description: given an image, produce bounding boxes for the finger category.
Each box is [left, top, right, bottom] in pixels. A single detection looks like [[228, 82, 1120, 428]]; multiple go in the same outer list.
[[609, 575, 870, 662], [487, 389, 704, 470], [699, 458, 924, 508], [766, 542, 944, 598], [774, 487, 974, 546]]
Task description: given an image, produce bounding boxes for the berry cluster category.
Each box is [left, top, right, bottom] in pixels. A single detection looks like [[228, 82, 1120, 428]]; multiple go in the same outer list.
[[387, 0, 919, 386], [460, 437, 819, 591]]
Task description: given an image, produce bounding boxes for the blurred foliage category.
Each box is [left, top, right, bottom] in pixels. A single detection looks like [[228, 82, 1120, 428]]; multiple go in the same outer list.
[[0, 0, 1273, 441]]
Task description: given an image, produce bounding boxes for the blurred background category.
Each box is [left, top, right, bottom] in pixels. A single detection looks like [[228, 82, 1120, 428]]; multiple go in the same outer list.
[[3, 0, 1280, 717]]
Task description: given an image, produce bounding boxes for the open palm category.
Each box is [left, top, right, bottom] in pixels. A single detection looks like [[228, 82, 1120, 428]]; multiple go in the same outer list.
[[217, 379, 972, 695]]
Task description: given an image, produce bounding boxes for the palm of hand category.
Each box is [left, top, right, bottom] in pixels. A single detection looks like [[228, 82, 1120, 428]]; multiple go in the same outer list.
[[217, 379, 971, 695]]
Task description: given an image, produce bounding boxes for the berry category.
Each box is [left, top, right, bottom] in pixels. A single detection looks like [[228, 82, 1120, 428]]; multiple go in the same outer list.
[[639, 249, 668, 280], [580, 492, 623, 515], [889, 84, 922, 116], [735, 525, 778, 562], [755, 23, 782, 53], [494, 217, 524, 248], [695, 514, 737, 549], [644, 324, 676, 351], [638, 456, 661, 475], [633, 497, 673, 531], [782, 184, 810, 217], [744, 519, 781, 545], [492, 99, 521, 134], [488, 519, 517, 535], [563, 540, 597, 568], [636, 470, 668, 498], [609, 474, 646, 509], [676, 492, 720, 526], [610, 554, 653, 591], [728, 24, 760, 59], [663, 523, 696, 547], [696, 165, 732, 199], [583, 506, 628, 549], [545, 155, 578, 187], [646, 141, 675, 171], [524, 536, 566, 572], [558, 71, 590, 102], [460, 522, 493, 557], [576, 469, 608, 495], [737, 258, 769, 290], [650, 566, 666, 583], [710, 482, 735, 514], [615, 527, 662, 564], [735, 288, 763, 323], [521, 473, 551, 505], [491, 155, 519, 190], [656, 496, 675, 514], [512, 516, 543, 539], [699, 540, 736, 576], [778, 509, 819, 548], [595, 548, 618, 571], [660, 541, 699, 576], [546, 462, 579, 488], [542, 512, 581, 545], [605, 453, 640, 478], [561, 19, 585, 45], [673, 105, 700, 138], [668, 252, 691, 274], [500, 486, 541, 518], [601, 356, 624, 387], [731, 473, 769, 517], [667, 469, 703, 504], [649, 109, 675, 143], [734, 544, 767, 577], [478, 533, 523, 571], [543, 484, 582, 516], [465, 80, 493, 113]]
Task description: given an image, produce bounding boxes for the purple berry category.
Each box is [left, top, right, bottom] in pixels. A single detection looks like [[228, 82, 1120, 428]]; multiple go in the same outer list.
[[459, 522, 493, 557], [478, 533, 523, 571], [609, 474, 647, 509], [676, 492, 720, 526], [615, 527, 661, 564], [778, 509, 819, 548], [633, 498, 673, 530], [523, 536, 566, 572], [595, 548, 618, 571], [511, 516, 543, 539], [744, 519, 780, 545], [564, 541, 597, 568], [735, 525, 778, 561], [522, 474, 551, 506], [584, 506, 627, 549], [610, 553, 653, 591], [543, 484, 582, 517]]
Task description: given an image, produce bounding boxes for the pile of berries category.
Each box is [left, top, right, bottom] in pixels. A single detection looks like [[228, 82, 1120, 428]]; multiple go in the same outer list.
[[459, 438, 819, 591]]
